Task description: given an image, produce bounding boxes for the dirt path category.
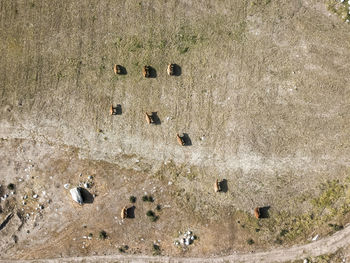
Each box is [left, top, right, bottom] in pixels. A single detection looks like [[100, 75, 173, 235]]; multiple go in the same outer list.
[[1, 223, 349, 262]]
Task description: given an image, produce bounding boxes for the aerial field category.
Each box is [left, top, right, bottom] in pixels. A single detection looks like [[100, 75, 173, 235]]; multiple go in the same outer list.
[[1, 0, 350, 261]]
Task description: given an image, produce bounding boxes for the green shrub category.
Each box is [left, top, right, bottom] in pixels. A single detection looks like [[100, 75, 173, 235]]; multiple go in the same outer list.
[[129, 196, 136, 203], [7, 183, 15, 190], [99, 230, 107, 240], [146, 210, 155, 217], [247, 238, 254, 245]]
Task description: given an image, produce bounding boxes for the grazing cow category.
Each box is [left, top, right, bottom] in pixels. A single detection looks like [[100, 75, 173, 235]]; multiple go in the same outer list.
[[214, 179, 221, 192], [145, 112, 155, 124], [176, 133, 185, 146], [110, 105, 118, 115], [254, 207, 260, 219], [121, 206, 128, 219], [113, 64, 123, 75], [167, 64, 175, 76], [142, 66, 151, 78]]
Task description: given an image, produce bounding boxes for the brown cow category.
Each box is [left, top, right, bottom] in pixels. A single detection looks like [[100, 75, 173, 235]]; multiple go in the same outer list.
[[121, 206, 128, 219], [145, 112, 155, 124], [176, 133, 185, 146], [214, 179, 221, 192], [167, 64, 175, 76], [110, 105, 117, 115], [113, 64, 122, 75], [142, 66, 151, 78], [254, 207, 260, 219]]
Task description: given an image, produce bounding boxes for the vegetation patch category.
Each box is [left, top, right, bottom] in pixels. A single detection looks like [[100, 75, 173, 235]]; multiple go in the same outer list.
[[327, 0, 350, 22]]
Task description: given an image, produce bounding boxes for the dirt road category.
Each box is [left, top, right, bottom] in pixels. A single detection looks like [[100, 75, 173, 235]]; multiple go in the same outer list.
[[1, 223, 349, 263]]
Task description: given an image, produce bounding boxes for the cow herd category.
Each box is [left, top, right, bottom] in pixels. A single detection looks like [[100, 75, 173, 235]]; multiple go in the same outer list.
[[112, 63, 263, 220]]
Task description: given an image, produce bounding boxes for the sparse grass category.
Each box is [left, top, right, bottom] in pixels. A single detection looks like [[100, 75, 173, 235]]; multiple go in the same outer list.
[[178, 46, 189, 54], [234, 177, 350, 247], [251, 0, 271, 6], [327, 0, 350, 22]]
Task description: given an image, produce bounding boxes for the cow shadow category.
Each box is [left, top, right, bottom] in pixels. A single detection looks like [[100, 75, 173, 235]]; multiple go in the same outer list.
[[127, 206, 135, 219], [183, 133, 192, 146], [80, 188, 94, 204], [259, 206, 270, 218], [117, 65, 127, 75], [220, 179, 228, 193], [148, 66, 157, 78], [151, 112, 161, 125], [172, 64, 182, 76]]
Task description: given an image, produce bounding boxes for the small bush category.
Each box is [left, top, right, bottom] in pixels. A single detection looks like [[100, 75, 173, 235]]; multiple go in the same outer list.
[[152, 244, 161, 255], [7, 183, 15, 190], [146, 210, 155, 217], [156, 204, 161, 211], [142, 195, 154, 202], [328, 223, 344, 231], [247, 238, 254, 245], [129, 196, 136, 203], [99, 230, 107, 240], [150, 215, 159, 222], [118, 245, 128, 253]]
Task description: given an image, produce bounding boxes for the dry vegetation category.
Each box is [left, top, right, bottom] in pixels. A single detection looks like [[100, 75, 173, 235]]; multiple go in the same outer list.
[[1, 0, 350, 261]]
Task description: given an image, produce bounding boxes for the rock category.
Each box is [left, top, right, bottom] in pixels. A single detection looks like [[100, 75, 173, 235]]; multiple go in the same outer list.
[[64, 184, 70, 189], [88, 176, 93, 180], [70, 187, 83, 205], [33, 194, 38, 199]]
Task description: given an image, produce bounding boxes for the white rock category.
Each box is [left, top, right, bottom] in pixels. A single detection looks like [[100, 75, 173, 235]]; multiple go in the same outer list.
[[70, 188, 83, 205], [168, 181, 173, 185], [33, 194, 38, 199], [312, 234, 319, 241], [88, 176, 93, 180], [64, 184, 70, 189], [84, 183, 90, 188]]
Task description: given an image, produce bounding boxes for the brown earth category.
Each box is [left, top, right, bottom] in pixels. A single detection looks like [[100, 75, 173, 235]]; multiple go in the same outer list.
[[1, 0, 350, 261]]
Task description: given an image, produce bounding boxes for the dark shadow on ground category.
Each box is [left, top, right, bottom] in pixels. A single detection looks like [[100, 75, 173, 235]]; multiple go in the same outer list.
[[172, 64, 181, 76], [127, 206, 135, 218], [183, 133, 192, 146], [148, 66, 157, 78], [79, 188, 94, 204], [259, 206, 270, 218], [116, 65, 127, 75], [220, 179, 228, 193], [151, 112, 161, 125]]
